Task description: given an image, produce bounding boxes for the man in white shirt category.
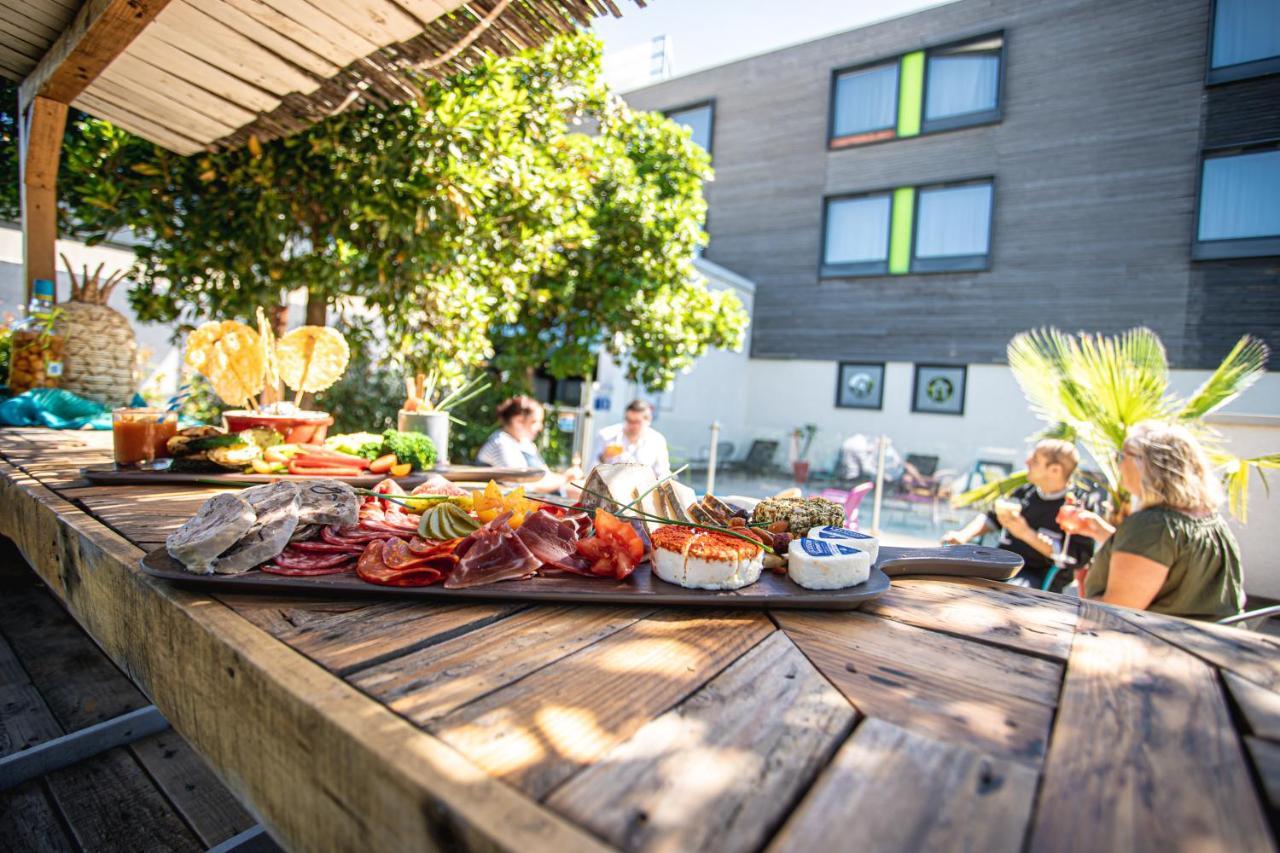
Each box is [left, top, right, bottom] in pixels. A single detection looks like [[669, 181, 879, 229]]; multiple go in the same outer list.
[[588, 399, 671, 479]]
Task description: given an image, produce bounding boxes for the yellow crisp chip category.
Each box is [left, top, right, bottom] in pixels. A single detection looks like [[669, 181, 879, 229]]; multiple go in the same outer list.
[[183, 321, 266, 407], [276, 326, 350, 394]]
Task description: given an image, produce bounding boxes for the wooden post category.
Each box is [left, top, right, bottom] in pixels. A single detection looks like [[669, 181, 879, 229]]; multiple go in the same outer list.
[[19, 97, 68, 303]]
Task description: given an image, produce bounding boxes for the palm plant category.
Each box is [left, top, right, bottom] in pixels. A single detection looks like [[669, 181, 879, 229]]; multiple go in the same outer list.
[[953, 328, 1278, 522]]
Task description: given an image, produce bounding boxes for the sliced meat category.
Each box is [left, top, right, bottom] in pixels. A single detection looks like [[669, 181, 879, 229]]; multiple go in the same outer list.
[[410, 475, 468, 497], [297, 481, 360, 527], [288, 539, 363, 554], [262, 560, 356, 577], [166, 492, 256, 575], [271, 549, 358, 570], [515, 508, 581, 565], [356, 539, 451, 587], [444, 513, 541, 589], [213, 482, 301, 574]]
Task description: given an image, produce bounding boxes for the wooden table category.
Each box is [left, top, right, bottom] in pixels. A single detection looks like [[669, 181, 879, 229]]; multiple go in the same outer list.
[[1, 427, 1277, 852]]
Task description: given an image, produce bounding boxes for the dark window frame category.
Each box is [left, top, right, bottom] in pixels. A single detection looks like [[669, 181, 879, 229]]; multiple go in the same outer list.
[[920, 32, 1007, 134], [1191, 141, 1280, 260], [827, 59, 901, 147], [909, 177, 996, 273], [911, 363, 968, 416], [1205, 0, 1280, 85], [819, 190, 895, 278], [663, 98, 716, 156], [835, 361, 888, 410], [827, 31, 1006, 150]]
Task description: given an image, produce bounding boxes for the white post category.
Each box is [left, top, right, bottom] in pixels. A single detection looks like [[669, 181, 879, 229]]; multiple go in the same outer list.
[[706, 421, 720, 495], [871, 435, 886, 535]]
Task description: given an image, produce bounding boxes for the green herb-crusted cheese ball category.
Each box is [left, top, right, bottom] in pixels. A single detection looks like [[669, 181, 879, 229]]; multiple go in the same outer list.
[[750, 497, 844, 536]]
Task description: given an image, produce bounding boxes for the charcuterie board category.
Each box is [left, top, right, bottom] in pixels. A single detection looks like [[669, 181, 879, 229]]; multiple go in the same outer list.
[[139, 544, 1021, 611], [82, 465, 544, 487]]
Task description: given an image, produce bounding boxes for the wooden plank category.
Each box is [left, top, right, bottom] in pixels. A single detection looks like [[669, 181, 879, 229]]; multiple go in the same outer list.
[[243, 598, 521, 675], [195, 0, 341, 78], [1116, 607, 1280, 692], [0, 455, 611, 852], [222, 0, 368, 66], [130, 730, 257, 848], [100, 50, 259, 127], [767, 718, 1037, 853], [0, 632, 64, 758], [125, 33, 281, 114], [546, 632, 857, 853], [253, 0, 378, 57], [1245, 736, 1280, 813], [0, 780, 78, 853], [1226, 671, 1280, 742], [71, 90, 206, 155], [777, 609, 1059, 765], [1031, 603, 1272, 851], [87, 72, 245, 140], [322, 0, 424, 44], [19, 0, 174, 110], [19, 96, 66, 301], [861, 577, 1080, 661], [353, 605, 655, 723], [146, 4, 320, 96], [430, 610, 775, 798], [45, 747, 204, 852], [0, 0, 74, 34]]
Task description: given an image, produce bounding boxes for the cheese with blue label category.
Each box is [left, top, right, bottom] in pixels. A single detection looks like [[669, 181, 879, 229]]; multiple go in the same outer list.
[[805, 525, 879, 563], [787, 537, 871, 590]]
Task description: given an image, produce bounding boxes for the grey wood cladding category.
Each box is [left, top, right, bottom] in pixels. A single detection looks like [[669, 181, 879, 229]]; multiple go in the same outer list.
[[623, 0, 1280, 369]]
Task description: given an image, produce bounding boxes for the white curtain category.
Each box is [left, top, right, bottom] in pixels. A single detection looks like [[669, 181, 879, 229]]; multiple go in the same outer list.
[[915, 184, 992, 258], [1199, 150, 1280, 240], [825, 196, 891, 264], [925, 54, 999, 120], [1213, 0, 1280, 67], [834, 64, 898, 135]]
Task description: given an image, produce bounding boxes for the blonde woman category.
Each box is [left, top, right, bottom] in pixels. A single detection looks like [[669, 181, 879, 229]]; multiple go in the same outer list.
[[1065, 421, 1244, 620]]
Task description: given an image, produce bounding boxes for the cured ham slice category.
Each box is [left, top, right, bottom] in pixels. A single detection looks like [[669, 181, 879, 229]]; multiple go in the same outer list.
[[411, 475, 468, 497], [515, 509, 591, 573], [444, 513, 541, 589]]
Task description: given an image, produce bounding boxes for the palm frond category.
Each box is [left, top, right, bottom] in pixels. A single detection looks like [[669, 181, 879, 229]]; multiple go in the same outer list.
[[952, 470, 1029, 509], [1225, 457, 1249, 523], [1176, 335, 1270, 421]]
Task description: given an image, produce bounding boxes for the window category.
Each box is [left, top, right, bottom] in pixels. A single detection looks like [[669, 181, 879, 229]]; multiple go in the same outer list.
[[822, 194, 892, 276], [1209, 0, 1280, 83], [924, 35, 1003, 131], [1195, 147, 1280, 259], [831, 63, 899, 143], [913, 181, 994, 271], [665, 102, 714, 153]]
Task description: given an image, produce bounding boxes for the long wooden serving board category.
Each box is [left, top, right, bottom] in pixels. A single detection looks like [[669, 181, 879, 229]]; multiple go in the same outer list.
[[82, 464, 544, 487], [139, 545, 1021, 611]]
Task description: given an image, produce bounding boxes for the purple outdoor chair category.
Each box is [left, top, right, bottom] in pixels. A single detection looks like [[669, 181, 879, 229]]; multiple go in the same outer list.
[[818, 482, 874, 529]]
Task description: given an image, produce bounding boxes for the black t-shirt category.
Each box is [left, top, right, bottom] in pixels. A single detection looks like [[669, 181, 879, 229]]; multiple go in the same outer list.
[[985, 484, 1097, 582]]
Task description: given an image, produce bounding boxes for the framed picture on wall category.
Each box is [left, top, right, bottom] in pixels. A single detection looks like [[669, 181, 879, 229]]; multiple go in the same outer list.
[[835, 361, 886, 409], [912, 364, 967, 415]]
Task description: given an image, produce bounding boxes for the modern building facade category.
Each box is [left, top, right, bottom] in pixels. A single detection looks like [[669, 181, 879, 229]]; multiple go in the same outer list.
[[622, 0, 1280, 372]]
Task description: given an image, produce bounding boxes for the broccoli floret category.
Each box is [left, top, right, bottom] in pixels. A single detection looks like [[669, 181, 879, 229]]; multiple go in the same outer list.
[[368, 429, 436, 470]]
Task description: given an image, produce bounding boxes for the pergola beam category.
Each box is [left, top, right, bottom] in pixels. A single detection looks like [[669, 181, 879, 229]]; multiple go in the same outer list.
[[19, 97, 68, 301], [19, 0, 173, 111]]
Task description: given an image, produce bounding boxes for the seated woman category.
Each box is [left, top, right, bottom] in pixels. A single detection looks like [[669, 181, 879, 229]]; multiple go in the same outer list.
[[1067, 421, 1244, 621], [476, 395, 581, 495]]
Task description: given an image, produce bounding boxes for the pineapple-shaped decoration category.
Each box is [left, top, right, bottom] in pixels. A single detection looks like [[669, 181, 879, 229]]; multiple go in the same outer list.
[[58, 254, 138, 407]]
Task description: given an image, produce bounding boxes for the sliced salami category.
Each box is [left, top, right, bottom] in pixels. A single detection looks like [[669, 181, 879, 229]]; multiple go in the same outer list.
[[261, 560, 356, 577], [272, 550, 359, 570]]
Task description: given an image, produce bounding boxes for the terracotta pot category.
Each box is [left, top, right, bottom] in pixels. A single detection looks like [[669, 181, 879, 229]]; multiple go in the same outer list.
[[223, 411, 334, 444]]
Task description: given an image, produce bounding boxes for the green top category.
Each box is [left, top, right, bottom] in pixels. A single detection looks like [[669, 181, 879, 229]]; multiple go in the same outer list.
[[1085, 506, 1244, 621]]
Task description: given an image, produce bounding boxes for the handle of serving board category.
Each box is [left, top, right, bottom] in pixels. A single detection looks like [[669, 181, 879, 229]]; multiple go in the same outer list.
[[876, 544, 1023, 580]]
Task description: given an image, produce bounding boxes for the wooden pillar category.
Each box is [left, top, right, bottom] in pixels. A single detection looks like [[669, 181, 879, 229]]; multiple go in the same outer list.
[[19, 97, 68, 302]]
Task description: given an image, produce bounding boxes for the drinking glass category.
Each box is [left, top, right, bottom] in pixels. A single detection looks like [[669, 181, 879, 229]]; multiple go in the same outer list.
[[112, 408, 178, 469]]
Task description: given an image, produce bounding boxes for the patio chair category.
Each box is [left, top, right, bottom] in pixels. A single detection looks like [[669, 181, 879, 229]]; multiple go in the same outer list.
[[1217, 605, 1280, 632], [687, 441, 734, 472], [818, 481, 874, 528], [722, 439, 779, 477]]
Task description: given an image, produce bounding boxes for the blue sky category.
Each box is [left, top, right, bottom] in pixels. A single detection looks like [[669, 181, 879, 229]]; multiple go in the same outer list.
[[592, 0, 955, 88]]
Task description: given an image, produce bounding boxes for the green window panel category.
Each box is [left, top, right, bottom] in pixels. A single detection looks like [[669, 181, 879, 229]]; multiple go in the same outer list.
[[889, 186, 916, 274], [896, 51, 924, 137]]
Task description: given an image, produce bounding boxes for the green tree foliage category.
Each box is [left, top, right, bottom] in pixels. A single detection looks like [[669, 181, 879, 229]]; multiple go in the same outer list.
[[57, 34, 746, 392], [2, 80, 21, 222]]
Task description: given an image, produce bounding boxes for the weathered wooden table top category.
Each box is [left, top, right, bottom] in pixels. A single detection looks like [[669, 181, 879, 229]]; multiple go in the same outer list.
[[1, 427, 1277, 852]]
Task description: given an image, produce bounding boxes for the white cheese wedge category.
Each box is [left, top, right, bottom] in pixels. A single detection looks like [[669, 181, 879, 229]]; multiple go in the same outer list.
[[652, 544, 764, 590], [805, 525, 879, 563], [788, 538, 871, 590]]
